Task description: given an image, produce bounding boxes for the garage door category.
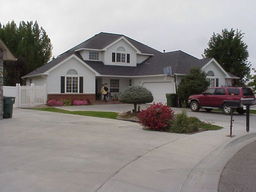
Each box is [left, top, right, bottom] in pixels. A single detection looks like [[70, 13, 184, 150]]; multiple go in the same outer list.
[[142, 81, 175, 103]]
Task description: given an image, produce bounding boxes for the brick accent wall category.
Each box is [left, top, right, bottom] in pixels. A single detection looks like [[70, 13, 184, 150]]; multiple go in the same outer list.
[[48, 94, 96, 104]]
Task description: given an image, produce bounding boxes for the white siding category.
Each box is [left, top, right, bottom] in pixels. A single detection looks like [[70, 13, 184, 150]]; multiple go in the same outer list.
[[104, 39, 137, 67], [30, 76, 47, 86], [202, 61, 227, 86], [137, 55, 150, 64], [47, 57, 96, 94]]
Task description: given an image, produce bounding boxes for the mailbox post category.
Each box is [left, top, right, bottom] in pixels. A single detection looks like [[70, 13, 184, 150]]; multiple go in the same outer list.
[[224, 100, 241, 137], [241, 98, 256, 132]]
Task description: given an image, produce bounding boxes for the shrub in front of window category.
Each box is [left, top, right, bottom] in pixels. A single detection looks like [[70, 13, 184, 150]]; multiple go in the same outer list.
[[119, 86, 153, 113], [72, 99, 89, 105], [137, 103, 174, 131], [47, 99, 64, 106]]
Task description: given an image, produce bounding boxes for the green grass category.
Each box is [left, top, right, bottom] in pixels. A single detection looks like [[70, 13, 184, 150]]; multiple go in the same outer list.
[[32, 107, 118, 119], [250, 110, 256, 114], [199, 121, 223, 130]]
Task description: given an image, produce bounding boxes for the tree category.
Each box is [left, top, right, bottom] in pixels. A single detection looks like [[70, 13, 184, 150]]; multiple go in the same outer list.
[[0, 21, 52, 85], [247, 68, 256, 92], [119, 86, 153, 113], [204, 29, 250, 83], [177, 68, 209, 105]]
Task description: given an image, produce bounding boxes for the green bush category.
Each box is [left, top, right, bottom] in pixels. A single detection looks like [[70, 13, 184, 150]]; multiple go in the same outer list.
[[169, 111, 199, 133], [63, 99, 72, 106], [119, 86, 153, 113]]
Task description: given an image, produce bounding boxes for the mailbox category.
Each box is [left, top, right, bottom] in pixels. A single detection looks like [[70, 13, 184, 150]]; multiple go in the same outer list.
[[241, 98, 256, 106], [224, 100, 241, 108]]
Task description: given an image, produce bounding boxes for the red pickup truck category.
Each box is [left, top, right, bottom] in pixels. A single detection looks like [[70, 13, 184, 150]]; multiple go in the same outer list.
[[188, 87, 255, 114]]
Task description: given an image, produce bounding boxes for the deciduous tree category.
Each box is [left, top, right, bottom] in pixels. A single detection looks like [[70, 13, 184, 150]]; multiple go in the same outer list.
[[204, 29, 250, 83]]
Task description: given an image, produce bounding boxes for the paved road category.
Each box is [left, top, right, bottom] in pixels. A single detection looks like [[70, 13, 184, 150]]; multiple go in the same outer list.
[[60, 104, 256, 133], [0, 108, 256, 192], [219, 140, 256, 192]]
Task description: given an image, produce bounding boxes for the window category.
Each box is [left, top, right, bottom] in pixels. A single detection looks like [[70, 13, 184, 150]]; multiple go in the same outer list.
[[129, 79, 132, 86], [89, 51, 99, 60], [127, 54, 130, 63], [204, 88, 215, 95], [112, 47, 130, 63], [66, 69, 78, 93], [207, 78, 219, 87], [214, 88, 225, 95], [116, 53, 121, 62], [242, 88, 254, 96], [121, 53, 126, 62], [206, 71, 214, 76], [228, 88, 240, 95], [110, 79, 119, 92]]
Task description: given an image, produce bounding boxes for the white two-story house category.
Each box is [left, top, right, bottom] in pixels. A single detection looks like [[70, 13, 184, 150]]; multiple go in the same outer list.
[[22, 32, 239, 103]]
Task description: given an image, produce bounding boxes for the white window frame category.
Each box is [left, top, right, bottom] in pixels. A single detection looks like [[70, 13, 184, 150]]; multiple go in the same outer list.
[[110, 79, 120, 93], [65, 69, 79, 93], [89, 51, 99, 60]]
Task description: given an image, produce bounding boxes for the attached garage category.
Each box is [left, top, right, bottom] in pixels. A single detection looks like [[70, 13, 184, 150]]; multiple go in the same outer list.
[[142, 81, 176, 103]]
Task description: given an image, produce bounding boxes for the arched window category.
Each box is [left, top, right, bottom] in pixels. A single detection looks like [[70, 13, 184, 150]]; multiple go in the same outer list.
[[206, 71, 214, 76], [66, 69, 78, 93], [117, 46, 125, 52]]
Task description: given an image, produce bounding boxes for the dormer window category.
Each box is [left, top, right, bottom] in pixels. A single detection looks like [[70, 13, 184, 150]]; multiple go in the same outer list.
[[112, 46, 130, 63], [89, 51, 99, 60]]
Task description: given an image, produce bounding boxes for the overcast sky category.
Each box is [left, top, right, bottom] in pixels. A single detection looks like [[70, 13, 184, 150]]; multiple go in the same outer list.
[[1, 0, 255, 69]]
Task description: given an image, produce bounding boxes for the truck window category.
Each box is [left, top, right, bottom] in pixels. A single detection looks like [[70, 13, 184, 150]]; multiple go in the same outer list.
[[227, 88, 240, 95], [214, 88, 225, 95], [242, 88, 254, 96]]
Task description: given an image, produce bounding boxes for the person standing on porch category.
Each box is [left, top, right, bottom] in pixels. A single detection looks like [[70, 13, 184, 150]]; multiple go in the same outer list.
[[101, 84, 108, 102]]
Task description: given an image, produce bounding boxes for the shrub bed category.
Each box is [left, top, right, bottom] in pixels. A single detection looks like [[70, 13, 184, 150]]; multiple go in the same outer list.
[[137, 103, 174, 131]]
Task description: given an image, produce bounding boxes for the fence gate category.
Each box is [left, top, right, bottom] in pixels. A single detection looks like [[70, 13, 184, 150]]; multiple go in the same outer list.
[[17, 84, 47, 108]]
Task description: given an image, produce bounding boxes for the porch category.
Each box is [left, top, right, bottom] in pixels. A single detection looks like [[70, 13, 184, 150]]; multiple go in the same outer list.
[[95, 77, 131, 101]]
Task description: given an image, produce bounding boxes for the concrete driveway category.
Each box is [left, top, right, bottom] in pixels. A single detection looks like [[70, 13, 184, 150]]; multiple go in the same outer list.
[[0, 108, 256, 192]]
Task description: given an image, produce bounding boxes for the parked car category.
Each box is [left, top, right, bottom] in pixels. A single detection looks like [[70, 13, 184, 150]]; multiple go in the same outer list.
[[188, 87, 255, 114]]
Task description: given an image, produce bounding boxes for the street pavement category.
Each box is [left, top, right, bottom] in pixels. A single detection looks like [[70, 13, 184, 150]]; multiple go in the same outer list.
[[0, 106, 256, 192], [219, 140, 256, 192]]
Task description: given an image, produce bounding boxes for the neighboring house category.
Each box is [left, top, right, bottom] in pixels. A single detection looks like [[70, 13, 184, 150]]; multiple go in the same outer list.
[[22, 32, 239, 103], [0, 39, 16, 119]]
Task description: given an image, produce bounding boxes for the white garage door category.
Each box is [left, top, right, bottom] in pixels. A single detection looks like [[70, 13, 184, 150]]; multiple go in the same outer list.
[[142, 81, 175, 103]]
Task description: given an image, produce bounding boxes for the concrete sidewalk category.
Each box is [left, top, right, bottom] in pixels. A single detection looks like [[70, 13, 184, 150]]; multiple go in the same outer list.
[[0, 108, 256, 192]]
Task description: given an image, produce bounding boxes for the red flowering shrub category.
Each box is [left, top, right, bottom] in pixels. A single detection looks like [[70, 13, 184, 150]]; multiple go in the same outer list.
[[137, 103, 174, 131], [72, 99, 89, 105], [47, 99, 64, 106]]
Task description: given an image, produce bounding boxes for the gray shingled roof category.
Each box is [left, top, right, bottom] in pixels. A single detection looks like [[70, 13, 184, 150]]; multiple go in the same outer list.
[[23, 32, 215, 78]]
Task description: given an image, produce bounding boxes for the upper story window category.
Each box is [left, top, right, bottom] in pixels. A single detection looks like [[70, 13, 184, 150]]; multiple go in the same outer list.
[[112, 46, 130, 63], [206, 71, 214, 76], [89, 51, 99, 60]]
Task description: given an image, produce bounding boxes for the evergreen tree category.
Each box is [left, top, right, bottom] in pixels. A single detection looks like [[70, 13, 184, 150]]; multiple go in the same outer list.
[[177, 68, 209, 105], [204, 29, 250, 83], [0, 21, 52, 85]]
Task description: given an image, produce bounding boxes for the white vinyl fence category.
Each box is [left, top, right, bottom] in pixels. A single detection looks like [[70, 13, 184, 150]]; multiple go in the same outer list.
[[3, 84, 47, 108]]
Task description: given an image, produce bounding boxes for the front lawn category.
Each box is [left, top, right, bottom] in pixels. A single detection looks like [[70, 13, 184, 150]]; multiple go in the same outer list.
[[33, 107, 118, 119]]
